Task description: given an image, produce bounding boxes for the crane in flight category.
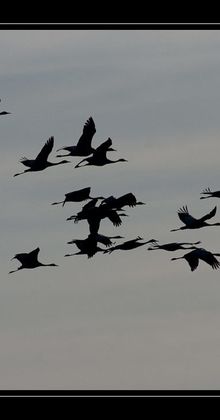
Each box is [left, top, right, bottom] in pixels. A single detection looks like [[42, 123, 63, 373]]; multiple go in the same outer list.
[[170, 205, 220, 231], [148, 241, 201, 251], [75, 138, 127, 168], [51, 187, 105, 206], [171, 248, 220, 271], [9, 247, 58, 274], [13, 137, 70, 177], [104, 237, 158, 254]]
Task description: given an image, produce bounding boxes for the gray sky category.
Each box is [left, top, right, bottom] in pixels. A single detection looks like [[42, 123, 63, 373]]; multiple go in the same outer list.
[[1, 29, 220, 390]]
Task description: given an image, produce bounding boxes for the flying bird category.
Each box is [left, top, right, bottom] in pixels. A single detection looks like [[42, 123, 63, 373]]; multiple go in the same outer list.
[[75, 138, 127, 168], [170, 205, 220, 231], [104, 237, 158, 254], [100, 192, 145, 210], [0, 98, 11, 115], [51, 187, 105, 206], [67, 201, 128, 235], [148, 241, 201, 251], [66, 198, 103, 221], [9, 247, 58, 274], [56, 117, 97, 157], [200, 187, 220, 200], [171, 248, 220, 271], [13, 137, 70, 177], [64, 235, 105, 258], [0, 111, 11, 115], [67, 233, 124, 248]]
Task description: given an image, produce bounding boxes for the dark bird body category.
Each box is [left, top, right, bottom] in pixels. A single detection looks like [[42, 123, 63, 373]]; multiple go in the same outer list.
[[105, 237, 158, 253], [101, 192, 145, 210], [67, 233, 124, 248], [0, 98, 11, 115], [200, 187, 220, 200], [9, 247, 58, 274], [75, 138, 127, 168], [171, 248, 220, 271], [171, 205, 220, 231], [51, 187, 104, 206], [148, 241, 201, 251], [13, 137, 69, 177], [67, 202, 127, 235], [64, 235, 105, 258], [56, 117, 97, 157], [0, 111, 11, 115]]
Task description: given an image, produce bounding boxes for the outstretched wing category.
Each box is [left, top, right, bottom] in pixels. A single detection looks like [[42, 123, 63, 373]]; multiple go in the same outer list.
[[184, 251, 199, 271], [115, 193, 137, 209], [200, 187, 212, 194], [96, 234, 113, 247], [107, 210, 122, 227], [177, 206, 197, 226], [197, 249, 220, 270], [35, 137, 54, 163], [13, 252, 29, 264], [93, 138, 112, 158], [65, 187, 91, 202], [199, 206, 217, 222], [28, 247, 40, 261], [76, 117, 96, 149], [13, 247, 40, 264]]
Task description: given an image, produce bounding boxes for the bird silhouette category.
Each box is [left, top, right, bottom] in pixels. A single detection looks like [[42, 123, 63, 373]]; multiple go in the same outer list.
[[104, 237, 158, 254], [64, 235, 105, 258], [100, 192, 145, 210], [9, 247, 58, 274], [0, 111, 11, 115], [56, 117, 97, 157], [51, 187, 105, 206], [13, 137, 70, 177], [66, 198, 102, 221], [56, 117, 116, 158], [0, 98, 11, 115], [67, 233, 124, 248], [148, 241, 201, 251], [71, 204, 128, 235], [171, 248, 220, 271], [170, 205, 220, 231], [75, 138, 127, 168], [200, 187, 220, 200]]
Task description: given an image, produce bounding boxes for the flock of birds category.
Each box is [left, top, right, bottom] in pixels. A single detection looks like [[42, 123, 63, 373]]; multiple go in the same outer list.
[[8, 113, 220, 274]]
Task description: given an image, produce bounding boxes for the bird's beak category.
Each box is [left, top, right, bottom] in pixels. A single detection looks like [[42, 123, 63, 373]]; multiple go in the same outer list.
[[10, 256, 15, 261]]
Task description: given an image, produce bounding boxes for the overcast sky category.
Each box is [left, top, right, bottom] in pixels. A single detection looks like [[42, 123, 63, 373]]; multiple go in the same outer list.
[[1, 29, 220, 390]]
